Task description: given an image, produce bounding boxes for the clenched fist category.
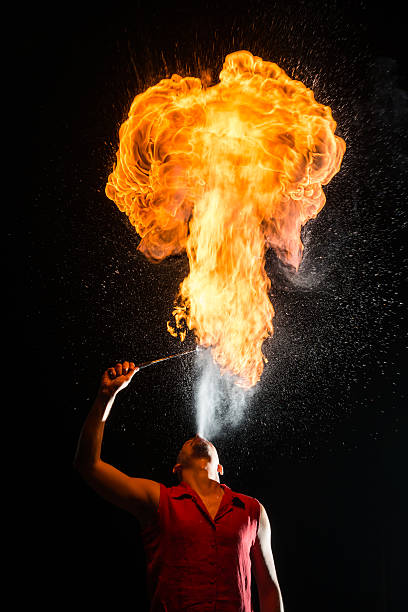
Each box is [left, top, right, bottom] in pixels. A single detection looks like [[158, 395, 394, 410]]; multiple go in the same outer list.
[[99, 360, 139, 399]]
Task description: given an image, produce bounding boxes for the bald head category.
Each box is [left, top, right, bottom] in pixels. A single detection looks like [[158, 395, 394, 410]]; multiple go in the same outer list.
[[173, 434, 224, 481]]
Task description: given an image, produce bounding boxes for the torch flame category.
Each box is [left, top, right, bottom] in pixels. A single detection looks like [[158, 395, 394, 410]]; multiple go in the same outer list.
[[106, 51, 346, 387]]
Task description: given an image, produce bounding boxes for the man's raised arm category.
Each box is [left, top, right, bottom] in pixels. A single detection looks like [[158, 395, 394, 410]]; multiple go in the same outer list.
[[73, 361, 160, 523]]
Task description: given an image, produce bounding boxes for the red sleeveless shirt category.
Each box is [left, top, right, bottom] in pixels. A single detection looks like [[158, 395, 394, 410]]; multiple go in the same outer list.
[[142, 481, 260, 611]]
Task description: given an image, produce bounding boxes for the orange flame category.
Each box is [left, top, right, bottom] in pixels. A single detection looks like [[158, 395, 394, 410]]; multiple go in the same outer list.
[[106, 51, 346, 387]]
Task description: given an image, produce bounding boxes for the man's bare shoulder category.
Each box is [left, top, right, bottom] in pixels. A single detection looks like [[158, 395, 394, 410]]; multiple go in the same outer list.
[[128, 477, 161, 507], [228, 486, 261, 508]]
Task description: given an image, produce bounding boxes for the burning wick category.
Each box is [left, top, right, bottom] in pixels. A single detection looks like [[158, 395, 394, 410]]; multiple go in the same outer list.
[[135, 346, 202, 370]]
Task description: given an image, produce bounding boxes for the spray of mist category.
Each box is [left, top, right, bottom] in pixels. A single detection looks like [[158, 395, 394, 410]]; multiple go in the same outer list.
[[195, 348, 253, 438]]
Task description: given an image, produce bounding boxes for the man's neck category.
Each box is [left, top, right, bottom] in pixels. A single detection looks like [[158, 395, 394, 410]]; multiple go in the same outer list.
[[181, 470, 222, 497]]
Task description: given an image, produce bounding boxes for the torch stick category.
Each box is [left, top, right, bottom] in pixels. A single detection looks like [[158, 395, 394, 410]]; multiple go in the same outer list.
[[136, 347, 199, 370]]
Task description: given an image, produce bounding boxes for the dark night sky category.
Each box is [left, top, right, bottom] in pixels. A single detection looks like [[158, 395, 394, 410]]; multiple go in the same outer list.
[[25, 1, 407, 610]]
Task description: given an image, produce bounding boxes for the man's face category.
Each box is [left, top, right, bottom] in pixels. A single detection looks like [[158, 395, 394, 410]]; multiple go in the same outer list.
[[174, 434, 223, 477]]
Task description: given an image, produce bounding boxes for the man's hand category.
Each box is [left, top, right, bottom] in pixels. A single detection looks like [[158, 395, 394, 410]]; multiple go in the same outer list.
[[99, 360, 139, 399], [74, 360, 139, 466]]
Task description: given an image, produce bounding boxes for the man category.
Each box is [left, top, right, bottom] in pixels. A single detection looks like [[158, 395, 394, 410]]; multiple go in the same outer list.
[[74, 360, 284, 611]]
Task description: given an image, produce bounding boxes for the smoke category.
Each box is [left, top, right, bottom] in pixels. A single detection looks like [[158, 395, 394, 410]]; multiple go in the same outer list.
[[195, 348, 254, 438]]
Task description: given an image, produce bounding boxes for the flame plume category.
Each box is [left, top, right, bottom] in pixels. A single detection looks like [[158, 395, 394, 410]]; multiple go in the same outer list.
[[106, 51, 346, 387]]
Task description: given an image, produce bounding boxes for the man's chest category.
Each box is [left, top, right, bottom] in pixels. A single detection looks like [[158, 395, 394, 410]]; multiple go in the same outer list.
[[164, 499, 254, 551], [199, 493, 223, 520]]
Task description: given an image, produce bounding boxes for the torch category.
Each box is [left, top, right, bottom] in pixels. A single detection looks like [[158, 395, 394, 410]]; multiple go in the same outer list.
[[136, 347, 200, 370]]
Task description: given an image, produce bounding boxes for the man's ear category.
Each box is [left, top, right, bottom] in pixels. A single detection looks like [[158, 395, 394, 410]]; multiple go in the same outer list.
[[172, 463, 182, 474], [217, 464, 224, 476]]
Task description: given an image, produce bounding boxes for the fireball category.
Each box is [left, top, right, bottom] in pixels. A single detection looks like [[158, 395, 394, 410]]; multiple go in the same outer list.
[[106, 51, 346, 387]]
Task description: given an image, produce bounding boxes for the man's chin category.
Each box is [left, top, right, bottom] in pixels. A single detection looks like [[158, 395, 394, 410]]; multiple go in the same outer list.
[[191, 443, 211, 459]]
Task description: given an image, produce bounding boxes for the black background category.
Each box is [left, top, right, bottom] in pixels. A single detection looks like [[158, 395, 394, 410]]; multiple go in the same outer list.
[[26, 1, 407, 610]]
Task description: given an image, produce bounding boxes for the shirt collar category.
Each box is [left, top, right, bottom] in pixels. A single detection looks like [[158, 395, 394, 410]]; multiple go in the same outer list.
[[170, 480, 245, 509]]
